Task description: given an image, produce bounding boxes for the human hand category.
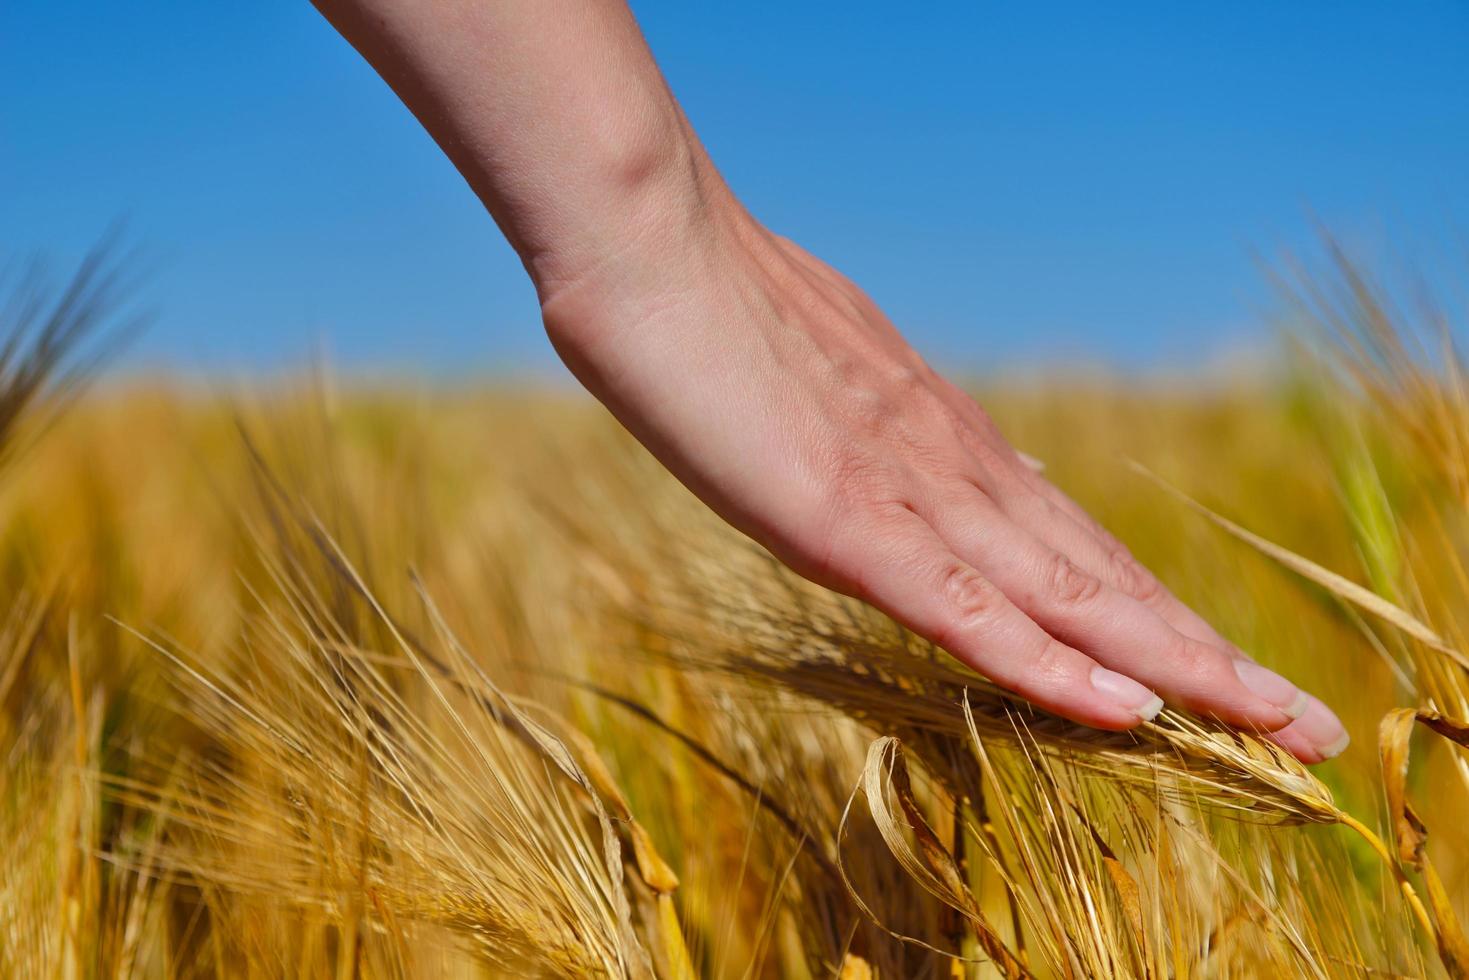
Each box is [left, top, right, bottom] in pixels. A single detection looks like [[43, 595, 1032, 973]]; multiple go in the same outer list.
[[313, 0, 1347, 762], [540, 194, 1348, 762]]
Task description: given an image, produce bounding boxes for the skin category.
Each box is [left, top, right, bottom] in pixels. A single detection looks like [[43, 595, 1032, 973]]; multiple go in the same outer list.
[[312, 0, 1348, 761]]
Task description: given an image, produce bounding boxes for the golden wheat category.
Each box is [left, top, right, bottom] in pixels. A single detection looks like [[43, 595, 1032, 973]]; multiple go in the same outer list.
[[0, 239, 1466, 977]]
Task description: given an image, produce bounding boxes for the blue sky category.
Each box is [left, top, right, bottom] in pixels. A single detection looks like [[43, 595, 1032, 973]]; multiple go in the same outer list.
[[3, 1, 1467, 375]]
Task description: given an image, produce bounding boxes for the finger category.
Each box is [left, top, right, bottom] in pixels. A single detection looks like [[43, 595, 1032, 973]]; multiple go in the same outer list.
[[998, 461, 1251, 658], [996, 468, 1352, 760], [1010, 466, 1244, 654], [918, 484, 1304, 732], [829, 506, 1162, 730], [1263, 696, 1351, 762], [922, 380, 1342, 751], [924, 373, 1243, 657]]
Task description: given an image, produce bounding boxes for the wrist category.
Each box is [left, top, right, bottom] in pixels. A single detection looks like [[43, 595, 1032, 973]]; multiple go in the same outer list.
[[535, 135, 748, 351]]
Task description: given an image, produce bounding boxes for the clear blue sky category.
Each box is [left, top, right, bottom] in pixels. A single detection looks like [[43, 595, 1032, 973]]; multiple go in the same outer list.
[[4, 2, 1467, 375]]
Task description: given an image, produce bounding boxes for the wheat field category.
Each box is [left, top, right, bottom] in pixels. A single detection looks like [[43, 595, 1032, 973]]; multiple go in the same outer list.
[[1, 250, 1468, 977]]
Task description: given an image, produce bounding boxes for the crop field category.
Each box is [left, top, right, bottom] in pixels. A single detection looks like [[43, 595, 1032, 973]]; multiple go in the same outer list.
[[2, 254, 1468, 977]]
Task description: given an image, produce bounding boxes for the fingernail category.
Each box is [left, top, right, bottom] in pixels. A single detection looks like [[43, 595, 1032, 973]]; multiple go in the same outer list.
[[1296, 695, 1351, 759], [1090, 666, 1164, 722], [1233, 659, 1309, 719]]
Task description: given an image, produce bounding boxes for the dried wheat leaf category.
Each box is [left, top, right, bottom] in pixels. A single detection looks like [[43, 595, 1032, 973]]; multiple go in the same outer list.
[[1065, 800, 1145, 952], [1416, 710, 1469, 746], [535, 710, 681, 894], [857, 737, 1031, 979], [1379, 709, 1429, 868], [1377, 707, 1469, 977]]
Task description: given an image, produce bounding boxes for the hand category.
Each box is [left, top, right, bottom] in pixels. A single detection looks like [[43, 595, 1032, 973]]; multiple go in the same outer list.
[[314, 0, 1347, 762], [541, 195, 1348, 760]]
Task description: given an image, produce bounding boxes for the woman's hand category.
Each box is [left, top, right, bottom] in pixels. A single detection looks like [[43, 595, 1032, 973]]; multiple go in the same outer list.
[[315, 0, 1347, 760], [540, 191, 1347, 758]]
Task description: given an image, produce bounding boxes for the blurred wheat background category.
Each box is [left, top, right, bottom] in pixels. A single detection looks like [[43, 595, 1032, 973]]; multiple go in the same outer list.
[[2, 245, 1468, 978]]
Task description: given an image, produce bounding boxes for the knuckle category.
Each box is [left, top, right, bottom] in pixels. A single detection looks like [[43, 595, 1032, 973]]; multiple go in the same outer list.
[[1107, 545, 1162, 603], [1168, 636, 1220, 677], [937, 564, 1003, 636], [845, 385, 898, 439], [1028, 638, 1072, 679], [1044, 552, 1102, 607], [846, 377, 944, 448], [885, 363, 926, 398]]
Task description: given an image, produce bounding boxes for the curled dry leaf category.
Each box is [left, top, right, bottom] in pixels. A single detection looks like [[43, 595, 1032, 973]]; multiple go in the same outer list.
[[849, 736, 1031, 979], [1378, 707, 1469, 978]]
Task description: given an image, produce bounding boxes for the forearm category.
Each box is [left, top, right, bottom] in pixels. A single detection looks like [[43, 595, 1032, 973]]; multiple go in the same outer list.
[[312, 0, 726, 302]]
